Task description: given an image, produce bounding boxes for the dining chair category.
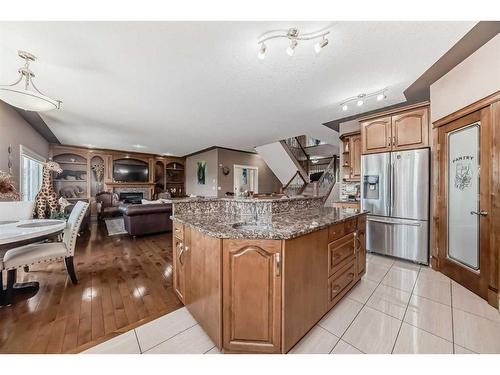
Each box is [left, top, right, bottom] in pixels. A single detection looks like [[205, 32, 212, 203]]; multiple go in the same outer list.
[[3, 201, 89, 301]]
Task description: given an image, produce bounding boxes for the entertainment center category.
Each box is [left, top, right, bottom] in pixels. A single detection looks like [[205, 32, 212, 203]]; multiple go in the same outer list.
[[49, 144, 186, 216]]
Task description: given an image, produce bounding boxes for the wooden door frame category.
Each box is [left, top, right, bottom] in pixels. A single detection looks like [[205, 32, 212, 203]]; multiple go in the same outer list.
[[431, 90, 500, 308]]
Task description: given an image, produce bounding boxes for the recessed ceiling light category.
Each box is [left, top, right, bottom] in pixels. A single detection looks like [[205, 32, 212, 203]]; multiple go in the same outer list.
[[357, 99, 364, 106], [377, 93, 386, 101], [132, 144, 146, 149], [342, 104, 348, 111]]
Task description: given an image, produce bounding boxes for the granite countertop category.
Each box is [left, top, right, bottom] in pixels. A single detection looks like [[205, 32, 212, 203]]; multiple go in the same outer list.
[[166, 196, 321, 204], [172, 207, 367, 240]]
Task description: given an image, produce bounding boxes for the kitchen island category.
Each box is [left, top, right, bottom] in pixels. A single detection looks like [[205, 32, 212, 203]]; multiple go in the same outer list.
[[171, 196, 367, 353]]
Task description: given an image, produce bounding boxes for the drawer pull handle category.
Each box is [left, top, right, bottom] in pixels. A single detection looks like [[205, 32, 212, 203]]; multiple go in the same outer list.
[[347, 272, 355, 280], [332, 285, 341, 294]]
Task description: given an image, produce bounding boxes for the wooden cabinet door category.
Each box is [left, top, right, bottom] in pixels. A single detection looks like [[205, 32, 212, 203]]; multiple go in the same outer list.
[[361, 116, 392, 154], [391, 107, 429, 151], [356, 216, 366, 279], [173, 232, 186, 304], [222, 239, 282, 353], [350, 134, 361, 179], [282, 229, 328, 353], [185, 228, 222, 348]]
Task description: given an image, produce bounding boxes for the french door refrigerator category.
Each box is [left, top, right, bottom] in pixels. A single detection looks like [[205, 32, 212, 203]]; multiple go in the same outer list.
[[361, 148, 430, 264]]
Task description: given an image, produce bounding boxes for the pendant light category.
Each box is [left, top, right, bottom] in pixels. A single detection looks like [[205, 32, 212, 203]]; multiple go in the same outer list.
[[0, 50, 62, 111]]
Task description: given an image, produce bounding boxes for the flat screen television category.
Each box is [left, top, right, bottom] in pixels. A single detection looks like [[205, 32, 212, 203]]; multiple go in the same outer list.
[[113, 159, 149, 182]]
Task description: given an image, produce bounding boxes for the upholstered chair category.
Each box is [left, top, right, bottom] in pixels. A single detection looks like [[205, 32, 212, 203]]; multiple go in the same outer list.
[[95, 191, 120, 219], [3, 201, 89, 301], [0, 201, 35, 221]]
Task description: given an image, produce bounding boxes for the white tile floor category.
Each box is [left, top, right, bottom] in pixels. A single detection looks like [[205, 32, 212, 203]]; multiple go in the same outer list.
[[82, 253, 500, 354]]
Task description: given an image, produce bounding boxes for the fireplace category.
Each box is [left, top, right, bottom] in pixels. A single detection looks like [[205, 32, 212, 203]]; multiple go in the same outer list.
[[119, 192, 143, 204]]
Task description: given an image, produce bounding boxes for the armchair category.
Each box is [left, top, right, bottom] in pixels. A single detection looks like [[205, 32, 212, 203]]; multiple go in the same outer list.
[[95, 191, 120, 220]]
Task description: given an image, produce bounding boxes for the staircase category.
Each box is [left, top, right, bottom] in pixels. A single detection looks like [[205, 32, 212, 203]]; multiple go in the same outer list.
[[257, 135, 338, 202]]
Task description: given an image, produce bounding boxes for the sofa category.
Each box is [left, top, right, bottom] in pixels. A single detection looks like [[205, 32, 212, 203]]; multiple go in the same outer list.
[[119, 203, 172, 237]]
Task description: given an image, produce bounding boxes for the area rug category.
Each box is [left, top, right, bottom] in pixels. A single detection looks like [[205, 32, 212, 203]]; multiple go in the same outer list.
[[104, 217, 128, 236]]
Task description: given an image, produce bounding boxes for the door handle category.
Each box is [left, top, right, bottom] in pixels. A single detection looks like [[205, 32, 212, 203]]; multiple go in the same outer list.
[[275, 253, 281, 277], [470, 211, 488, 216], [178, 242, 185, 265], [367, 218, 421, 227]]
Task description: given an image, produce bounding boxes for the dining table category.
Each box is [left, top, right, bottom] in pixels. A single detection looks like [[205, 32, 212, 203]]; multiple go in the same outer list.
[[0, 219, 67, 306]]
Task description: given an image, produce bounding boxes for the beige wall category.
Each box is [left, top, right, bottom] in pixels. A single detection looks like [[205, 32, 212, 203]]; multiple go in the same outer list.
[[217, 148, 282, 197], [185, 148, 218, 197], [430, 34, 500, 122], [0, 101, 49, 190]]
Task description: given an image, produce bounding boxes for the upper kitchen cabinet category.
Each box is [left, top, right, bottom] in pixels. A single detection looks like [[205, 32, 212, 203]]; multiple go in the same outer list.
[[391, 107, 429, 151], [360, 103, 430, 154], [350, 134, 362, 179], [340, 131, 361, 181], [361, 116, 392, 154]]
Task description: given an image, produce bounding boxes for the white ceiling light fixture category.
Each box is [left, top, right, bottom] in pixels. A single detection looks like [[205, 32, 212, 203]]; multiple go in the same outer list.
[[0, 50, 62, 111], [257, 27, 330, 59], [340, 88, 388, 112]]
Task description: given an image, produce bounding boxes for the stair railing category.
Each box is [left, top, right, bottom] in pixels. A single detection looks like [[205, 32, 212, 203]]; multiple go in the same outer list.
[[282, 170, 307, 197], [316, 155, 338, 201]]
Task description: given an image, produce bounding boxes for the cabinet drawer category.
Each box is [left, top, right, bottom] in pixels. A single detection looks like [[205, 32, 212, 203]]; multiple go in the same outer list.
[[328, 261, 356, 307], [344, 218, 357, 234], [328, 222, 346, 242], [328, 219, 357, 242], [173, 222, 184, 239], [328, 232, 355, 277]]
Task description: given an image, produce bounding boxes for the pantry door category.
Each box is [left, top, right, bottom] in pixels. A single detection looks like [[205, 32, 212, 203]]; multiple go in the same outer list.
[[437, 108, 491, 300]]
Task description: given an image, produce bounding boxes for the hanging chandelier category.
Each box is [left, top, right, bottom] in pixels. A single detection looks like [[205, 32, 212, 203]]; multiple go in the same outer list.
[[257, 27, 330, 60], [0, 50, 62, 111]]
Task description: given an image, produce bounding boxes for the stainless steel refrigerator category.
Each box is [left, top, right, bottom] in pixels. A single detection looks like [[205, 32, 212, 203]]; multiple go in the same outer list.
[[361, 148, 430, 264]]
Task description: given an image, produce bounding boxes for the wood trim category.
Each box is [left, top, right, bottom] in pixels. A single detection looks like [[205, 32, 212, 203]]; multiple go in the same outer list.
[[357, 101, 430, 122], [339, 130, 360, 140], [491, 101, 500, 308], [433, 90, 500, 128]]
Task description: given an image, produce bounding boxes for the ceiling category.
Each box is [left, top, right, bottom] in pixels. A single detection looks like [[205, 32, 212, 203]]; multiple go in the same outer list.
[[0, 21, 475, 155]]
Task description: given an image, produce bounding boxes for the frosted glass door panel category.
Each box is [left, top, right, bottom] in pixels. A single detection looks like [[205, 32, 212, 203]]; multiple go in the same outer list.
[[447, 123, 480, 270]]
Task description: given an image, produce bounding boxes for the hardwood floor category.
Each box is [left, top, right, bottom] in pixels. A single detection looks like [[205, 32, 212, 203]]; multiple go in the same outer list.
[[0, 221, 183, 354]]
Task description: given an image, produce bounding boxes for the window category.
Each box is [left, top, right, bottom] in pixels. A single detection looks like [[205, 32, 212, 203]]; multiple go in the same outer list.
[[20, 145, 45, 201]]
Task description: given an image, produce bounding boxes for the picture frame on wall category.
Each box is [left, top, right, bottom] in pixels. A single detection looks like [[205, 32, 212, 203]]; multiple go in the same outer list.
[[197, 161, 206, 185]]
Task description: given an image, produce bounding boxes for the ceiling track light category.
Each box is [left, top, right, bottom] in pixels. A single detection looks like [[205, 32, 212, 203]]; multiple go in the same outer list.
[[340, 88, 388, 112], [257, 27, 330, 59], [0, 50, 62, 111], [314, 37, 329, 54]]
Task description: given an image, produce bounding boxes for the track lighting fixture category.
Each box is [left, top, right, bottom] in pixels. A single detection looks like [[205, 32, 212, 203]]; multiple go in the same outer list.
[[257, 27, 330, 59], [340, 88, 388, 112], [286, 39, 298, 56], [314, 37, 329, 54]]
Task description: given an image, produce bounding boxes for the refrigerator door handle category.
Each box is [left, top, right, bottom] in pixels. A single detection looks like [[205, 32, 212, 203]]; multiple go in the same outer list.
[[367, 217, 422, 227], [386, 161, 391, 213], [390, 161, 395, 212]]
